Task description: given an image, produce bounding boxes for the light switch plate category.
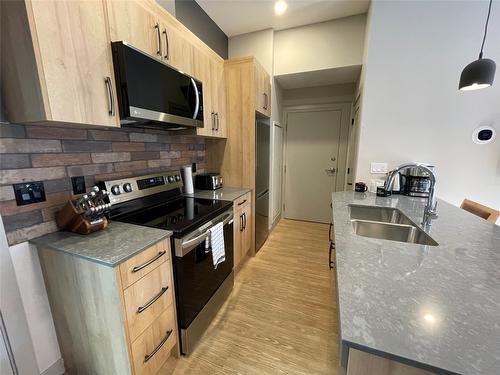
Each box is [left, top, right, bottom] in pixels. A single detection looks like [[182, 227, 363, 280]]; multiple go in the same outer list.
[[370, 162, 388, 174]]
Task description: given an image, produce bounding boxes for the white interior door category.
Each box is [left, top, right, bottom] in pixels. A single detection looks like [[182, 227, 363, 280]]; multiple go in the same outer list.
[[272, 123, 284, 223], [284, 109, 343, 223]]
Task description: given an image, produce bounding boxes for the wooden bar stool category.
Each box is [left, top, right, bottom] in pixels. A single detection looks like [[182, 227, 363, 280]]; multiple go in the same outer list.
[[460, 199, 500, 223]]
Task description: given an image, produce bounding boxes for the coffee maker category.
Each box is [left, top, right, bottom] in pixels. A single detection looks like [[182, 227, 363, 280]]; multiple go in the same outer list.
[[400, 165, 435, 198]]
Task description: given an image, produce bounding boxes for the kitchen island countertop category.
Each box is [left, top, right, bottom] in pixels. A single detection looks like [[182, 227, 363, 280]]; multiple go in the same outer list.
[[332, 191, 500, 375], [31, 221, 171, 267]]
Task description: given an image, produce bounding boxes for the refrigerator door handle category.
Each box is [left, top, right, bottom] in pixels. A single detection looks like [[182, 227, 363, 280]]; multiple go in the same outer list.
[[256, 189, 269, 200]]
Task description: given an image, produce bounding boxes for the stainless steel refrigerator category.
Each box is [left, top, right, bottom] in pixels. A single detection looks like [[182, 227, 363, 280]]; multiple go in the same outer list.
[[255, 118, 270, 251]]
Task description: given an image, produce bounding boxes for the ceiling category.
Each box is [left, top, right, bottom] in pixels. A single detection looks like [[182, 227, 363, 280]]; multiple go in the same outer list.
[[275, 65, 362, 89], [196, 0, 370, 37]]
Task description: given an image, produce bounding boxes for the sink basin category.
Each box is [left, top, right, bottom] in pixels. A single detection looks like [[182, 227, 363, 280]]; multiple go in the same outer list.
[[348, 205, 438, 246], [349, 204, 415, 225], [351, 220, 438, 246]]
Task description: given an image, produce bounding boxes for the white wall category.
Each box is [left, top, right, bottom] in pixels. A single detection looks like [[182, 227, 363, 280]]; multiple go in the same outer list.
[[228, 29, 274, 73], [8, 242, 62, 374], [282, 83, 356, 106], [357, 0, 500, 218], [274, 14, 366, 76]]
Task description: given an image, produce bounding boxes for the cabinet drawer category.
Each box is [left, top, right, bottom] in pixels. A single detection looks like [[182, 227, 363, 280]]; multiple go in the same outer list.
[[131, 307, 176, 375], [234, 192, 251, 212], [120, 239, 170, 289], [123, 263, 173, 341]]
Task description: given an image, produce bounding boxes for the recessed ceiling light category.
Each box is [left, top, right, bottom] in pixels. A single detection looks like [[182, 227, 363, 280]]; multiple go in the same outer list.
[[274, 1, 287, 15]]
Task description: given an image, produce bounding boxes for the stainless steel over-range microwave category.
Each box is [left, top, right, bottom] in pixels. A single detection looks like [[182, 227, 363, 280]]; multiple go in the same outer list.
[[111, 41, 203, 130]]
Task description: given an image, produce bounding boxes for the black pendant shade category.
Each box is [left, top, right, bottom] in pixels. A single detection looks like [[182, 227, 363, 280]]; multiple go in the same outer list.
[[459, 57, 496, 91], [458, 0, 496, 91]]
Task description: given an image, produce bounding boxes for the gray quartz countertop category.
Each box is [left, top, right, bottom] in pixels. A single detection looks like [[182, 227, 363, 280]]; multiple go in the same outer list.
[[31, 221, 171, 267], [185, 187, 251, 201], [332, 191, 500, 375]]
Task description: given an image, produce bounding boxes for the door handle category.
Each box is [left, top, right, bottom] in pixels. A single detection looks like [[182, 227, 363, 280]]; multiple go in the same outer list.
[[240, 213, 244, 232], [162, 28, 169, 60], [104, 77, 115, 116], [243, 212, 247, 229], [154, 23, 161, 56], [211, 112, 215, 131], [325, 167, 336, 176], [215, 113, 219, 131]]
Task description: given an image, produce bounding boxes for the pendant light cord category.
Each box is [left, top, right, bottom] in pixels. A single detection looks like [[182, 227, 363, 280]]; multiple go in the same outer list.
[[479, 0, 493, 59]]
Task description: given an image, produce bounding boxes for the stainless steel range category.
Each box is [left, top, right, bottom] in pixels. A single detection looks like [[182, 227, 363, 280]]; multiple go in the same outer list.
[[101, 172, 234, 355]]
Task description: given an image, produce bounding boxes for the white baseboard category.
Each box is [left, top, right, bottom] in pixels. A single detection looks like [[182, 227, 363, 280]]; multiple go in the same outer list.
[[40, 358, 65, 375]]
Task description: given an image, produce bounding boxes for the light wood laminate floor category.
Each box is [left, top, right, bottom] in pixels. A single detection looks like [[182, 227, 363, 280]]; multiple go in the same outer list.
[[168, 219, 339, 374]]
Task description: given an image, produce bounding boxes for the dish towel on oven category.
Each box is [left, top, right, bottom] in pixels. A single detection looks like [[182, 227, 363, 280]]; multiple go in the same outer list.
[[209, 222, 225, 269]]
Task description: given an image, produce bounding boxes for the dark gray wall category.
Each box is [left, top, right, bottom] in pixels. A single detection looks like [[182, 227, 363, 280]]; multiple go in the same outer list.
[[174, 0, 228, 58]]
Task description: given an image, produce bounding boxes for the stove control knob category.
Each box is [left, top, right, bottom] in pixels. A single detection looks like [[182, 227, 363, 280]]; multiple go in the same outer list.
[[111, 185, 121, 195], [123, 183, 132, 193], [168, 176, 174, 183], [175, 175, 181, 182]]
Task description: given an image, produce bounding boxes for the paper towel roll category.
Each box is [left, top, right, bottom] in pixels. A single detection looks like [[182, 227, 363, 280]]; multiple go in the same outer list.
[[182, 166, 194, 194]]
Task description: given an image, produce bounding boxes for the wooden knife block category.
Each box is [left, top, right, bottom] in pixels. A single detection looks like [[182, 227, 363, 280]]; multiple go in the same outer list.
[[56, 201, 108, 235]]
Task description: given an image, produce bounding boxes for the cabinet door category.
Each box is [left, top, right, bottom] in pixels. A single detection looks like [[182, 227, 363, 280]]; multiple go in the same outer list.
[[233, 210, 244, 269], [194, 49, 214, 137], [241, 203, 252, 258], [212, 58, 226, 138], [264, 73, 272, 116], [106, 0, 160, 59], [29, 0, 119, 126], [254, 65, 264, 115]]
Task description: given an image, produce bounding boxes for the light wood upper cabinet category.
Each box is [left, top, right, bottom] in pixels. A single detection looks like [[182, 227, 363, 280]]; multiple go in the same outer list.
[[255, 62, 272, 118], [106, 0, 159, 59], [196, 52, 226, 138], [1, 0, 119, 127]]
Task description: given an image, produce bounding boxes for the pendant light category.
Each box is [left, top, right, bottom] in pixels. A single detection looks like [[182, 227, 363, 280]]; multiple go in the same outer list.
[[459, 0, 496, 91]]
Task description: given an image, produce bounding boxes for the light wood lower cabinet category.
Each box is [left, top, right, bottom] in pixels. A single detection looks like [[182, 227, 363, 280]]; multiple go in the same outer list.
[[347, 348, 435, 375], [37, 238, 179, 375], [233, 192, 252, 269]]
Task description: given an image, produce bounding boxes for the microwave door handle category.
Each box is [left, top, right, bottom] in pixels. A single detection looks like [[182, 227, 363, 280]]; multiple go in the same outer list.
[[190, 78, 200, 120]]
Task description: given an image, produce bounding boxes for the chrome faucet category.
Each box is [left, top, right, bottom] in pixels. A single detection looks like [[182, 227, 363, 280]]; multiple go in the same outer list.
[[384, 163, 438, 225]]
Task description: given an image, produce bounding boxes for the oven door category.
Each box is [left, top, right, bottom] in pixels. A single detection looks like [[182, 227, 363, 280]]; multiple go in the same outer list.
[[173, 210, 234, 330]]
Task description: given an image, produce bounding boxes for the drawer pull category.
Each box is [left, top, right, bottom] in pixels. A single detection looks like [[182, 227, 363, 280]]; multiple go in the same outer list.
[[137, 286, 168, 314], [144, 329, 173, 363], [132, 251, 166, 273], [237, 199, 247, 206]]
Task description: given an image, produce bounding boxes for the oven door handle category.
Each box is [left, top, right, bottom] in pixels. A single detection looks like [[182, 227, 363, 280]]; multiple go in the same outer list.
[[181, 213, 233, 250]]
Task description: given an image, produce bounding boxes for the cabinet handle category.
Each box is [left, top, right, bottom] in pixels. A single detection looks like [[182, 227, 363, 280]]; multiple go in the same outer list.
[[162, 28, 169, 60], [237, 199, 247, 206], [211, 112, 215, 131], [137, 286, 168, 314], [132, 251, 166, 273], [155, 23, 161, 56], [243, 212, 247, 230], [104, 77, 115, 116], [215, 113, 219, 131], [329, 242, 335, 270], [144, 329, 173, 363], [240, 214, 244, 232]]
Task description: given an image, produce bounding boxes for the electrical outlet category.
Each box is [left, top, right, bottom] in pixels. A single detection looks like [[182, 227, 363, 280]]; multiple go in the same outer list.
[[370, 162, 388, 174], [13, 182, 46, 206], [71, 176, 86, 195]]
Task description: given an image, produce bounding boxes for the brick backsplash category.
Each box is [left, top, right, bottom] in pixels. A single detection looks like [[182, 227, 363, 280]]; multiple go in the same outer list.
[[0, 123, 206, 245]]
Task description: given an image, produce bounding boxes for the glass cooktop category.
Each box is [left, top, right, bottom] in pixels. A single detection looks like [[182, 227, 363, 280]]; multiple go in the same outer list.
[[112, 196, 232, 237]]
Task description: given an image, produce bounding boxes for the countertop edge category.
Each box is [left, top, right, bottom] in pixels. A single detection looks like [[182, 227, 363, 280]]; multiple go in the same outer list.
[[32, 231, 172, 268]]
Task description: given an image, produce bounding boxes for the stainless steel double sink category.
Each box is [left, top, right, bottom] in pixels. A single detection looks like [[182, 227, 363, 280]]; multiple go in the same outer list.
[[349, 205, 438, 246]]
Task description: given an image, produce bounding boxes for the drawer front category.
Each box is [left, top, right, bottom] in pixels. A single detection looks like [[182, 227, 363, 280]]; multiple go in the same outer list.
[[120, 239, 170, 289], [234, 192, 251, 212], [131, 307, 176, 375], [124, 263, 173, 341]]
